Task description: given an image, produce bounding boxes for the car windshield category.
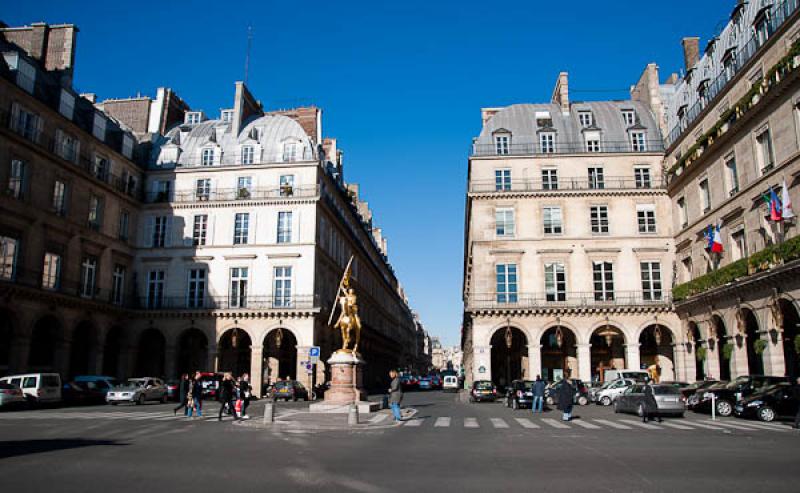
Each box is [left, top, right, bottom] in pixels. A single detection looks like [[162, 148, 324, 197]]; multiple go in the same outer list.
[[520, 381, 535, 390], [475, 382, 493, 390], [0, 382, 15, 390], [275, 381, 292, 388], [654, 386, 680, 395], [124, 379, 146, 387]]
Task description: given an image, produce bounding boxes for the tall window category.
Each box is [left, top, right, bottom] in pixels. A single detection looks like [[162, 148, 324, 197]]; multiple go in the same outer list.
[[195, 179, 211, 200], [731, 229, 748, 261], [496, 264, 518, 303], [112, 265, 126, 306], [621, 110, 636, 126], [237, 176, 252, 199], [640, 262, 662, 301], [229, 267, 248, 308], [193, 215, 208, 246], [544, 263, 566, 302], [634, 166, 651, 188], [590, 205, 609, 234], [755, 128, 774, 173], [494, 135, 510, 155], [682, 257, 693, 282], [152, 216, 168, 247], [283, 142, 298, 162], [58, 131, 79, 163], [539, 133, 555, 153], [147, 270, 165, 308], [8, 159, 25, 199], [588, 167, 604, 189], [273, 266, 293, 307], [755, 17, 770, 46], [201, 148, 215, 166], [637, 205, 657, 233], [241, 145, 254, 165], [93, 156, 109, 181], [234, 213, 249, 245], [725, 155, 740, 196], [630, 131, 646, 152], [42, 252, 61, 290], [88, 195, 103, 230], [52, 180, 67, 215], [80, 256, 97, 298], [12, 105, 39, 141], [543, 206, 562, 234], [495, 169, 511, 191], [155, 180, 172, 202], [699, 179, 711, 212], [678, 197, 688, 228], [578, 111, 593, 127], [118, 210, 130, 241], [280, 174, 295, 196], [542, 168, 558, 190], [585, 137, 601, 152], [0, 236, 18, 280], [187, 268, 206, 308], [495, 208, 515, 238], [277, 211, 292, 243], [593, 262, 614, 301]]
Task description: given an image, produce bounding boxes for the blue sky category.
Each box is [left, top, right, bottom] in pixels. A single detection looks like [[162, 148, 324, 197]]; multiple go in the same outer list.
[[7, 1, 732, 345]]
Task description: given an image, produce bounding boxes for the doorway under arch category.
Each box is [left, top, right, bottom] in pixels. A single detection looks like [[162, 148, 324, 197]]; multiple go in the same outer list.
[[639, 325, 675, 382], [540, 325, 576, 382], [69, 321, 97, 377], [102, 326, 125, 379], [137, 328, 166, 377], [780, 299, 800, 380], [741, 309, 763, 375], [711, 315, 731, 381], [490, 326, 528, 390], [263, 328, 298, 385], [590, 324, 626, 383], [218, 328, 251, 376], [177, 328, 209, 376], [688, 322, 704, 381], [0, 309, 14, 373], [29, 316, 61, 371]]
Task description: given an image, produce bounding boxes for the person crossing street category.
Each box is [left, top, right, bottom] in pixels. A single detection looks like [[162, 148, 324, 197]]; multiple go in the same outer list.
[[532, 375, 545, 414], [388, 370, 403, 422], [173, 373, 190, 416], [218, 373, 239, 421]]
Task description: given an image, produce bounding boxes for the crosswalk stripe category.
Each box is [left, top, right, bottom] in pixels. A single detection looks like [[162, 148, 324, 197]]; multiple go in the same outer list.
[[490, 418, 509, 429], [513, 418, 540, 429], [403, 418, 424, 427], [592, 419, 632, 429], [369, 414, 388, 424], [677, 421, 725, 430], [464, 418, 479, 428], [705, 420, 761, 431], [743, 420, 789, 430], [434, 417, 451, 427], [658, 421, 694, 430], [541, 418, 570, 429], [709, 420, 787, 432], [570, 419, 601, 429], [719, 420, 789, 432], [619, 419, 663, 430]]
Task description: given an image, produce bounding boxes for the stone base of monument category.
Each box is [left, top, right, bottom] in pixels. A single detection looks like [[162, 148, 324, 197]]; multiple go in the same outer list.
[[309, 351, 378, 414]]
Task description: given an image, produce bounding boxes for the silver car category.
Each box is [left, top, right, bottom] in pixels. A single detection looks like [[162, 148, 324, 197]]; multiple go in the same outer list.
[[106, 378, 168, 405], [613, 384, 685, 417], [593, 378, 636, 406], [0, 382, 26, 408]]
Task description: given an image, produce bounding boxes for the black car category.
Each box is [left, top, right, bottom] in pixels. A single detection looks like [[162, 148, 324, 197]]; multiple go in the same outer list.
[[680, 380, 721, 403], [272, 380, 309, 402], [545, 379, 590, 406], [734, 383, 800, 422], [690, 375, 790, 417], [62, 381, 106, 406], [504, 380, 535, 410], [469, 380, 497, 403]]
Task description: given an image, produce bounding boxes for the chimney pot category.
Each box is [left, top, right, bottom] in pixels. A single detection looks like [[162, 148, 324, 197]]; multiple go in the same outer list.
[[681, 37, 700, 72]]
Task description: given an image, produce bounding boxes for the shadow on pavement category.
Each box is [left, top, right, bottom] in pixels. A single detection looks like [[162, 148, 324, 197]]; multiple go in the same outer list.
[[0, 439, 127, 459]]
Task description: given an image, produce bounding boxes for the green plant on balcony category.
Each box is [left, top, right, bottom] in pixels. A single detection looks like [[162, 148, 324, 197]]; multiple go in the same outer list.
[[696, 346, 707, 361], [795, 335, 800, 355], [722, 343, 735, 361], [754, 339, 768, 355]]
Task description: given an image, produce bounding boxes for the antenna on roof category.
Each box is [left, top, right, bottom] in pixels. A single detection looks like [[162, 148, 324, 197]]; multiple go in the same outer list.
[[244, 25, 253, 85]]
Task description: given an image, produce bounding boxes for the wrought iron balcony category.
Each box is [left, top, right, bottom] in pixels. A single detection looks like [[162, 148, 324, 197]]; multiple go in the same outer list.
[[471, 140, 665, 157], [143, 185, 320, 204], [469, 175, 664, 193], [466, 291, 672, 311], [135, 294, 319, 311], [0, 267, 123, 307], [151, 149, 318, 169]]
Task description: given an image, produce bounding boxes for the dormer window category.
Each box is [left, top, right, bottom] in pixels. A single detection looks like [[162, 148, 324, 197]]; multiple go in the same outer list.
[[201, 147, 215, 166], [221, 109, 234, 123], [283, 141, 299, 162], [754, 10, 771, 47], [578, 111, 593, 127], [494, 133, 510, 155], [584, 130, 601, 152], [241, 145, 254, 165], [621, 110, 636, 126], [186, 112, 203, 125], [630, 131, 647, 152], [539, 132, 556, 154], [59, 89, 75, 120], [93, 113, 107, 141]]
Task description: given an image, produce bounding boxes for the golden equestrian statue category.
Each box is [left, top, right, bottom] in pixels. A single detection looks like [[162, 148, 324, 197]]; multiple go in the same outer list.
[[327, 256, 362, 354]]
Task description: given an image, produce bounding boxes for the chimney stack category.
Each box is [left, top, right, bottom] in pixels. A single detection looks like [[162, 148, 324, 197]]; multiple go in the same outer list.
[[551, 72, 569, 115], [681, 37, 700, 72]]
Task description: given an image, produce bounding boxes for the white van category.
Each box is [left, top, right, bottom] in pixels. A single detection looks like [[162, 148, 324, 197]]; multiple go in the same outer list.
[[442, 375, 459, 392], [0, 373, 62, 404], [603, 369, 650, 383]]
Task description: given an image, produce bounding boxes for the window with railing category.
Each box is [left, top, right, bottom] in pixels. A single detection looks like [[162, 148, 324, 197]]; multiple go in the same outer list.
[[42, 252, 61, 290], [195, 179, 211, 200], [0, 235, 18, 281], [630, 131, 647, 152], [494, 134, 510, 155], [542, 168, 558, 190], [229, 267, 248, 308], [539, 132, 556, 153], [495, 169, 511, 191], [273, 266, 293, 307], [544, 263, 566, 302], [237, 176, 252, 199], [634, 166, 651, 188], [640, 262, 662, 301], [495, 208, 515, 238], [588, 167, 604, 189], [57, 130, 79, 163], [93, 156, 109, 182], [280, 175, 295, 197], [496, 264, 518, 303], [593, 261, 614, 301], [11, 104, 39, 142], [187, 268, 206, 308]]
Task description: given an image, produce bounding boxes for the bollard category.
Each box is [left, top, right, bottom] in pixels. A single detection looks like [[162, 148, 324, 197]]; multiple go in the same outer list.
[[263, 401, 274, 424], [348, 403, 359, 426]]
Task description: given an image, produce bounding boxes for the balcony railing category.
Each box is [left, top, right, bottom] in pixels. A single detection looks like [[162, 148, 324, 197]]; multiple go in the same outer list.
[[152, 149, 318, 169], [1, 107, 142, 199], [143, 185, 320, 204], [0, 267, 122, 306], [666, 0, 800, 147], [470, 175, 664, 193], [471, 140, 665, 157], [467, 291, 672, 310], [135, 294, 319, 311]]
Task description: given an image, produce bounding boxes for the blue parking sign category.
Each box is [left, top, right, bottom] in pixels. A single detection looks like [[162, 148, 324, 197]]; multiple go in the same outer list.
[[309, 346, 320, 357]]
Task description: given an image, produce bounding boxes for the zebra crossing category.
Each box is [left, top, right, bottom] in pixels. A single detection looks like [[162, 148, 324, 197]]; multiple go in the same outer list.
[[401, 415, 794, 434], [0, 409, 240, 423]]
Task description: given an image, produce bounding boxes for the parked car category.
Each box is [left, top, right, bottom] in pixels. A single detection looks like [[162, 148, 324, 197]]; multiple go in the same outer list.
[[691, 375, 790, 417], [272, 380, 309, 401], [546, 379, 590, 406], [106, 378, 168, 405], [0, 382, 26, 409], [62, 381, 107, 406], [504, 380, 535, 410], [686, 381, 729, 411], [660, 381, 690, 389], [430, 375, 443, 389], [592, 379, 636, 406], [165, 380, 181, 401], [613, 383, 685, 417], [602, 369, 650, 383], [442, 375, 459, 392], [679, 380, 720, 402], [734, 383, 799, 422], [73, 375, 119, 392], [197, 372, 222, 400], [400, 374, 418, 390], [0, 373, 62, 404], [469, 380, 497, 403], [418, 376, 433, 390]]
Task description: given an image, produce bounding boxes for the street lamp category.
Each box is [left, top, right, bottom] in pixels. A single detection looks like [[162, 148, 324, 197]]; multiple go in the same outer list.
[[654, 325, 662, 346], [505, 319, 512, 385], [232, 319, 240, 349], [275, 327, 284, 349], [555, 316, 564, 348]]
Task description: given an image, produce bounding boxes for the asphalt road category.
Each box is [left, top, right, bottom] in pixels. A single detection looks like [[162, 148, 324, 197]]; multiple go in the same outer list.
[[1, 391, 799, 493]]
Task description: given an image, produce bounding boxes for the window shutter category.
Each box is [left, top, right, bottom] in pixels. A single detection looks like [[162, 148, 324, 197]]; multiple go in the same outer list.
[[249, 212, 256, 244], [144, 216, 155, 247], [293, 210, 300, 243], [164, 216, 173, 247]]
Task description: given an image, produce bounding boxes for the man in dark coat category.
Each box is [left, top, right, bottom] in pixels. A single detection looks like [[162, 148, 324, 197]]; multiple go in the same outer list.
[[532, 375, 546, 414], [388, 370, 403, 421], [642, 380, 662, 423], [218, 373, 239, 421], [173, 373, 189, 416], [557, 378, 574, 421]]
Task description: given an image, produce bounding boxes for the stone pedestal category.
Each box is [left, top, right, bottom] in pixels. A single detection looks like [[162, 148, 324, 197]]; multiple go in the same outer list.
[[323, 351, 367, 405]]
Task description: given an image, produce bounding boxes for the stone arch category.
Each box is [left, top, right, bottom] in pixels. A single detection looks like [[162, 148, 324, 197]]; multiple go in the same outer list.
[[482, 320, 536, 349], [489, 324, 528, 390], [136, 328, 166, 377], [590, 323, 627, 382], [540, 325, 577, 381], [0, 307, 18, 373], [639, 324, 675, 382], [28, 315, 62, 371], [263, 327, 298, 385], [69, 320, 98, 378], [102, 326, 126, 379], [177, 328, 209, 376], [779, 297, 800, 379], [737, 307, 764, 376], [687, 320, 704, 380], [710, 314, 731, 381], [218, 326, 252, 377]]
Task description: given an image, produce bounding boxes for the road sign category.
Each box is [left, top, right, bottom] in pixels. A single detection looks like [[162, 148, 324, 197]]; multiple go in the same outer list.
[[309, 346, 320, 364], [305, 363, 313, 374]]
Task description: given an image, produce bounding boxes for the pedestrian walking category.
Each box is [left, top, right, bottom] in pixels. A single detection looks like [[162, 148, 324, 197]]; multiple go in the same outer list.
[[188, 371, 203, 417], [557, 378, 574, 421], [173, 373, 190, 416], [642, 379, 662, 423], [388, 369, 403, 422], [532, 375, 546, 414], [218, 373, 239, 421], [238, 373, 251, 419], [793, 377, 800, 430]]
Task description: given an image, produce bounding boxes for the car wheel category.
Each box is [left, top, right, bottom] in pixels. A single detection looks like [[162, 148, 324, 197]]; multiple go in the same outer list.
[[136, 394, 145, 406], [546, 396, 554, 405], [716, 400, 733, 417], [600, 396, 611, 406], [757, 406, 776, 422], [613, 401, 620, 413], [512, 399, 519, 410], [577, 396, 589, 406], [637, 404, 645, 417]]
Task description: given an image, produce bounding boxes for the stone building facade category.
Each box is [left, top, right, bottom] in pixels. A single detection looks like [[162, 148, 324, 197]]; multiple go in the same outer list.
[[462, 72, 683, 387]]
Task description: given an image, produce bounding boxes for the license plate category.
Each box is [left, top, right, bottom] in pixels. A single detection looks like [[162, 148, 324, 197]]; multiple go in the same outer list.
[[278, 389, 287, 393], [663, 397, 678, 403]]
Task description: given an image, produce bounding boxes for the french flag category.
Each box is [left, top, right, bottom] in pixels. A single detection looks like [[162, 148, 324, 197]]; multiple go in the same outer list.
[[707, 223, 723, 254]]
